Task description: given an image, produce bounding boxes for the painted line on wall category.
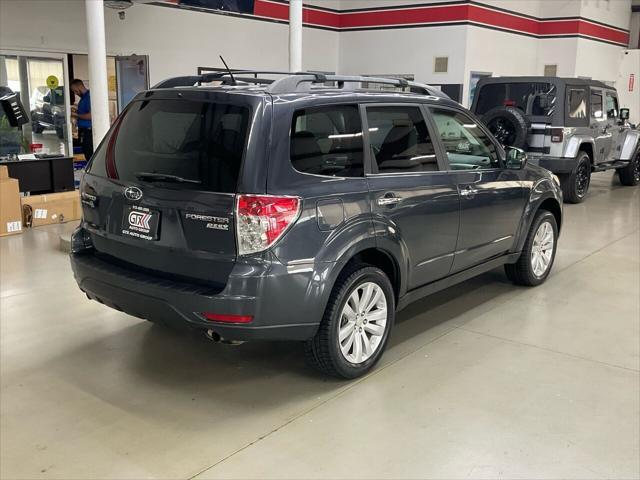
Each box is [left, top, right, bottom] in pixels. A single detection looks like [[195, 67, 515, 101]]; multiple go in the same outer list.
[[150, 0, 630, 47]]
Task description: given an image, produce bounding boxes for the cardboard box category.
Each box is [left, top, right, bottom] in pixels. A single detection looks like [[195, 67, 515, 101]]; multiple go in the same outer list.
[[21, 190, 81, 227], [0, 166, 24, 236]]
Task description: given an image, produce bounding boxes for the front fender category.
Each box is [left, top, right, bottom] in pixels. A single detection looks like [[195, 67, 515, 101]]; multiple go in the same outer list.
[[514, 169, 563, 253], [563, 135, 595, 159], [617, 129, 640, 161]]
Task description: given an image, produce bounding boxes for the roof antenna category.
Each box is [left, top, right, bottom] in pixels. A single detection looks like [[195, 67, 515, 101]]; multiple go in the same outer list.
[[219, 55, 236, 85]]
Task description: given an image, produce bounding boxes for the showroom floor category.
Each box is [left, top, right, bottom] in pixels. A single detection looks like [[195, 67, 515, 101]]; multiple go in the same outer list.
[[1, 172, 638, 480]]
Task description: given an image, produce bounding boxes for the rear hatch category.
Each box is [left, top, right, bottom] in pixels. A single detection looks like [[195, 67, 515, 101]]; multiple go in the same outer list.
[[81, 92, 256, 288]]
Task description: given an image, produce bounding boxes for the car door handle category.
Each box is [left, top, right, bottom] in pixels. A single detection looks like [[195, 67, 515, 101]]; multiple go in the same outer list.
[[460, 187, 478, 197], [377, 196, 402, 206]]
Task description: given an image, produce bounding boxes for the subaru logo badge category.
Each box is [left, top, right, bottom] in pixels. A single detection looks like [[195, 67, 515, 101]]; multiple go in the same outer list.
[[124, 186, 143, 201]]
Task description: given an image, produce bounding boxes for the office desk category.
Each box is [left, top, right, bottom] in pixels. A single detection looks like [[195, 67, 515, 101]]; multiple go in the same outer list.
[[0, 157, 75, 194]]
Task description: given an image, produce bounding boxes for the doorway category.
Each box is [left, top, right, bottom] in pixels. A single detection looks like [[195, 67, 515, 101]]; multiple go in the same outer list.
[[0, 51, 72, 157]]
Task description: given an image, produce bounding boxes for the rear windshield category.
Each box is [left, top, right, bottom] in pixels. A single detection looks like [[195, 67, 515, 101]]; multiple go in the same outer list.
[[88, 99, 250, 192], [475, 82, 556, 117]]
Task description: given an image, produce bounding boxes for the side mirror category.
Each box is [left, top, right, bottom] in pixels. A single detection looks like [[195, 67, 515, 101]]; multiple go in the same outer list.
[[505, 146, 528, 169], [620, 108, 630, 121]]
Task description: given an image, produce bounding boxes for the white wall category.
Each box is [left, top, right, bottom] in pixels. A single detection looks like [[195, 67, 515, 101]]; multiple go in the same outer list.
[[0, 0, 87, 53], [463, 27, 538, 105], [0, 0, 339, 85], [574, 39, 628, 85], [338, 26, 467, 86], [580, 0, 632, 29], [1, 0, 634, 101], [535, 39, 579, 78], [104, 3, 338, 84], [616, 49, 640, 124]]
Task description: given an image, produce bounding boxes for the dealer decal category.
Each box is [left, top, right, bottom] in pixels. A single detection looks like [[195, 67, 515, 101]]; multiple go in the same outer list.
[[122, 204, 160, 241], [128, 210, 152, 230]]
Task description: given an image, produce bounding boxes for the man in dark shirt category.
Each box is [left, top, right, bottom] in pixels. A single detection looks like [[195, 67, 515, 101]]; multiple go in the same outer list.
[[70, 79, 93, 160]]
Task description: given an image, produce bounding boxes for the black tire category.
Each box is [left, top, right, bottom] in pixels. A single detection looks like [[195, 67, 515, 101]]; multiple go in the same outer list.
[[618, 150, 640, 186], [304, 265, 395, 379], [56, 126, 65, 139], [31, 121, 43, 134], [559, 151, 591, 203], [481, 106, 530, 149], [505, 210, 558, 287]]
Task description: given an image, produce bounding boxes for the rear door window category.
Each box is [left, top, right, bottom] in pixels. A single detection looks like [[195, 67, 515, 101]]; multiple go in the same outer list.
[[88, 99, 250, 193], [365, 106, 438, 173], [567, 88, 588, 119], [290, 104, 364, 177]]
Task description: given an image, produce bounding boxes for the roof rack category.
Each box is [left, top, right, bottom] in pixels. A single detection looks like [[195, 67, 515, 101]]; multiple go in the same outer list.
[[152, 70, 300, 89], [153, 71, 446, 98], [266, 74, 444, 97]]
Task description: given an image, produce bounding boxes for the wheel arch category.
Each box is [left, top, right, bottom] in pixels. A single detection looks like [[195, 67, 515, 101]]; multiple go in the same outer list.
[[538, 197, 562, 232], [579, 143, 594, 166], [515, 191, 562, 253], [563, 135, 595, 164], [342, 248, 401, 304]]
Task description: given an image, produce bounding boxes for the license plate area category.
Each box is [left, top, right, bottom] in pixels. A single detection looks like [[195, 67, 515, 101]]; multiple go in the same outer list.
[[121, 204, 160, 241]]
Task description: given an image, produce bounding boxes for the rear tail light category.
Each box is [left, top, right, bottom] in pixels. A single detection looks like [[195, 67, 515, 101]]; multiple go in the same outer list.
[[201, 312, 253, 323], [503, 99, 516, 107], [550, 128, 564, 143], [235, 194, 301, 255]]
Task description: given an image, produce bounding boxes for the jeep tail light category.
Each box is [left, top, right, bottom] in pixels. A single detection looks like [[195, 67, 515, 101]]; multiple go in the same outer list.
[[236, 194, 301, 255], [550, 128, 564, 143], [201, 312, 253, 323], [504, 99, 516, 107]]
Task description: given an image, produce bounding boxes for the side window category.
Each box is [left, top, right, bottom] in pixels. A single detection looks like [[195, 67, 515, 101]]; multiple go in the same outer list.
[[429, 108, 500, 170], [365, 106, 438, 173], [567, 88, 587, 119], [605, 93, 618, 120], [591, 91, 603, 119], [290, 104, 364, 177]]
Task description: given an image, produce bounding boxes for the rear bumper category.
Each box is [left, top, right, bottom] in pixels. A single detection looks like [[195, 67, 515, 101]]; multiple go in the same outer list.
[[70, 250, 323, 341], [528, 156, 577, 174]]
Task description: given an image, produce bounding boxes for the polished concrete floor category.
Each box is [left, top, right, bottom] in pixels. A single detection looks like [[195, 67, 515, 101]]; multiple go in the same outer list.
[[1, 172, 639, 479]]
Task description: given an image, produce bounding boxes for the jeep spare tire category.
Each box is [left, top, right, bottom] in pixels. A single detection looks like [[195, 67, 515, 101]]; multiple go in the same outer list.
[[481, 106, 530, 149]]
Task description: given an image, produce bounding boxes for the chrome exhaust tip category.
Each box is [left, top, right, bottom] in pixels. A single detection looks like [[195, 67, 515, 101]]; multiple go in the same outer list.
[[205, 329, 244, 345], [205, 329, 222, 342]]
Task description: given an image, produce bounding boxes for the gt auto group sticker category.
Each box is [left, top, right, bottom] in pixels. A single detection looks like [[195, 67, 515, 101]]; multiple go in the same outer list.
[[128, 210, 152, 230], [122, 205, 156, 240]]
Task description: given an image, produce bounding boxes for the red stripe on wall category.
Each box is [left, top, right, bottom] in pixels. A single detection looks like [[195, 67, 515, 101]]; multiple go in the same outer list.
[[340, 4, 469, 28], [467, 5, 539, 35], [240, 0, 629, 46]]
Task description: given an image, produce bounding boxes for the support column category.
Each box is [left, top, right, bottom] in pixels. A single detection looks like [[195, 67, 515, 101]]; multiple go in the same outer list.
[[17, 57, 32, 140], [85, 0, 110, 146], [288, 0, 302, 72]]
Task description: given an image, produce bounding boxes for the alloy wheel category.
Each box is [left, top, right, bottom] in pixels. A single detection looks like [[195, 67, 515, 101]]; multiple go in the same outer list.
[[531, 221, 554, 278], [575, 162, 590, 198], [338, 282, 388, 364]]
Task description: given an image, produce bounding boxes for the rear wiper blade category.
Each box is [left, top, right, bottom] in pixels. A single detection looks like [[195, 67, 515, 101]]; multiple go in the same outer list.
[[135, 172, 201, 184]]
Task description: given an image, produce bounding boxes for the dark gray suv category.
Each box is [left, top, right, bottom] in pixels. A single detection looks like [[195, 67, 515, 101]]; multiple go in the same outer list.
[[71, 72, 563, 378]]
